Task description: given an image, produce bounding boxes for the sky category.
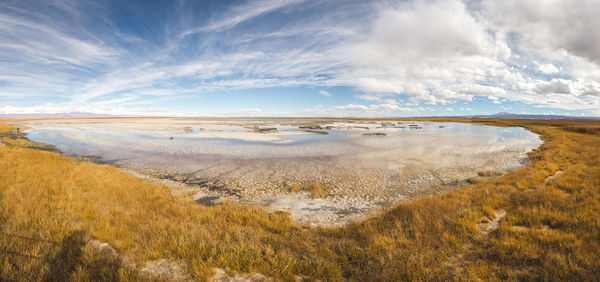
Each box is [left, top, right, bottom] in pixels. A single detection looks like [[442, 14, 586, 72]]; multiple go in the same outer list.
[[1, 0, 599, 117]]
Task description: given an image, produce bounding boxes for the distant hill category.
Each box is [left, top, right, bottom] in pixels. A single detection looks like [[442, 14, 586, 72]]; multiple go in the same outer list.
[[468, 112, 599, 119], [0, 113, 114, 119], [419, 112, 599, 120], [1, 111, 598, 120]]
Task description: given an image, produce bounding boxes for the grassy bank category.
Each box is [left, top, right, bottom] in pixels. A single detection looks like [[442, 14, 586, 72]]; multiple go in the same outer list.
[[1, 119, 599, 280]]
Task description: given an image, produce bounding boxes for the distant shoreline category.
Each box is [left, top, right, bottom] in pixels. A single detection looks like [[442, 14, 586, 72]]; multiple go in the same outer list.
[[2, 115, 599, 121]]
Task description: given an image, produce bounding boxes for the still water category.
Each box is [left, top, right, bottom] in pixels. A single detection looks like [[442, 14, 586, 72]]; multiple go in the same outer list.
[[23, 119, 540, 163], [17, 118, 543, 225]]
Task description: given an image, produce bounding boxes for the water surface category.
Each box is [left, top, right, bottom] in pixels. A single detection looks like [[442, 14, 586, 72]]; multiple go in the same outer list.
[[18, 118, 543, 225]]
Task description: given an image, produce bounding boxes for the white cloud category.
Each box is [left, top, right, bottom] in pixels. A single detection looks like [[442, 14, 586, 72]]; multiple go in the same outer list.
[[475, 0, 600, 112], [355, 77, 404, 94], [0, 102, 283, 117], [533, 79, 571, 95], [318, 90, 331, 97], [537, 63, 560, 74], [343, 0, 510, 104], [182, 0, 305, 35], [1, 0, 600, 116], [0, 14, 119, 67], [335, 0, 600, 114], [299, 102, 419, 117], [0, 103, 176, 116], [355, 94, 383, 102], [481, 0, 600, 65]]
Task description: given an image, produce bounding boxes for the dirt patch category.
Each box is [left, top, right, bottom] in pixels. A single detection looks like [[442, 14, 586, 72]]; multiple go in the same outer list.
[[210, 268, 271, 282], [512, 225, 556, 232], [89, 239, 118, 260], [545, 170, 564, 183], [141, 259, 190, 281], [477, 209, 506, 235]]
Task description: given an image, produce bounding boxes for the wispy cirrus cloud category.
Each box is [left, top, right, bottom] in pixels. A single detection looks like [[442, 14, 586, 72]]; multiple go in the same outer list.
[[181, 0, 306, 35], [1, 0, 599, 116]]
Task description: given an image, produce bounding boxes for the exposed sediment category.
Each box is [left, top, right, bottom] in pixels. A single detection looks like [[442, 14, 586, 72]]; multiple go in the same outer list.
[[15, 118, 542, 226]]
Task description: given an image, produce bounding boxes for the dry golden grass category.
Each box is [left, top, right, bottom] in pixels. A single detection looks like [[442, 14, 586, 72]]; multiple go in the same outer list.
[[0, 144, 308, 280], [0, 123, 14, 134], [289, 182, 331, 198], [1, 118, 600, 280], [1, 137, 38, 148], [466, 177, 481, 184], [477, 170, 502, 177]]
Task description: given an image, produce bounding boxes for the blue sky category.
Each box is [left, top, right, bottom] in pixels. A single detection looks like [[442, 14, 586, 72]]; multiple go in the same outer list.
[[1, 0, 599, 117]]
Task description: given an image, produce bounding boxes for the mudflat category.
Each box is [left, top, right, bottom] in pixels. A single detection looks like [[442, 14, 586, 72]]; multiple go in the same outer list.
[[16, 118, 542, 225]]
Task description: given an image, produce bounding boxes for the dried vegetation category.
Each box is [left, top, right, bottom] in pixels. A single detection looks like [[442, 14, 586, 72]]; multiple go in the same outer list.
[[1, 118, 599, 280], [288, 182, 331, 198]]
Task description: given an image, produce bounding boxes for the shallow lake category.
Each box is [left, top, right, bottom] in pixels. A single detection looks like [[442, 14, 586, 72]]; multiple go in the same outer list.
[[23, 119, 539, 160], [18, 118, 543, 225]]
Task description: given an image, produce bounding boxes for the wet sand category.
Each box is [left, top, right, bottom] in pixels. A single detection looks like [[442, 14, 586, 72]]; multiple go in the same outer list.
[[16, 118, 542, 226]]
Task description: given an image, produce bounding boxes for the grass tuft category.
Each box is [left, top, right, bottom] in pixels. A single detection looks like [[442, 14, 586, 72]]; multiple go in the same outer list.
[[477, 170, 502, 177], [0, 123, 15, 134], [2, 137, 38, 148], [466, 177, 480, 184], [289, 182, 331, 198]]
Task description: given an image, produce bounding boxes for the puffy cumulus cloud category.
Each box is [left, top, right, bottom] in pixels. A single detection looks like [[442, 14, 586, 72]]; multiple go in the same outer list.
[[356, 78, 404, 94], [344, 0, 510, 104], [477, 0, 600, 110], [356, 0, 502, 61], [536, 63, 560, 74], [488, 96, 502, 104], [532, 93, 600, 113], [519, 78, 572, 95], [516, 78, 600, 98], [341, 0, 600, 114], [480, 0, 600, 65]]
